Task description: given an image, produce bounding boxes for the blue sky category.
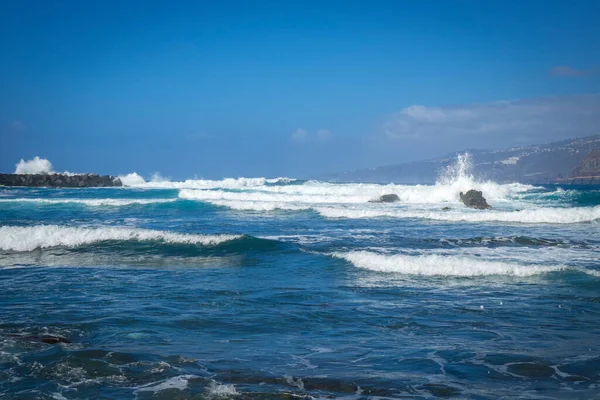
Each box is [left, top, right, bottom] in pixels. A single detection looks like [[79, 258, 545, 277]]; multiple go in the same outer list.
[[1, 0, 599, 178]]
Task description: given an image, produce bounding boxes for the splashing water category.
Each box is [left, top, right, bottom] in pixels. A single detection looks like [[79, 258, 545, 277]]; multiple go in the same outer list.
[[437, 153, 474, 186], [430, 153, 531, 203]]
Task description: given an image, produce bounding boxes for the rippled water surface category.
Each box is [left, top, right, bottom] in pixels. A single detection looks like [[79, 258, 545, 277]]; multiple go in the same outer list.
[[1, 170, 599, 399]]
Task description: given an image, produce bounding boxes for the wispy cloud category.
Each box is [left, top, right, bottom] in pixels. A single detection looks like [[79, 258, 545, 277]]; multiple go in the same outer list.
[[291, 128, 333, 143], [549, 65, 599, 77], [382, 94, 600, 148]]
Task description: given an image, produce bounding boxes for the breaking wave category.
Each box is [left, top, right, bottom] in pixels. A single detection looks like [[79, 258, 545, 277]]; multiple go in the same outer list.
[[334, 251, 599, 278], [0, 198, 176, 207], [175, 154, 536, 214], [316, 205, 600, 224], [0, 225, 242, 252], [14, 156, 54, 174], [118, 174, 297, 189]]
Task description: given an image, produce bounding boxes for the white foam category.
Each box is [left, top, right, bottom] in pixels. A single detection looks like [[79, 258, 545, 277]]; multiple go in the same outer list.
[[0, 225, 242, 252], [120, 175, 296, 189], [206, 200, 310, 211], [0, 198, 176, 207], [316, 205, 600, 224], [13, 157, 83, 176], [206, 380, 239, 397], [174, 154, 535, 213], [333, 251, 588, 277], [179, 188, 371, 204], [118, 172, 146, 186], [134, 374, 197, 393], [177, 180, 533, 217], [14, 157, 54, 174]]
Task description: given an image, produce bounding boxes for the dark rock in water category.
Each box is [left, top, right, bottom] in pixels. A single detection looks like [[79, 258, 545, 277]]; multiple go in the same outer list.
[[0, 173, 122, 188], [37, 335, 71, 344], [459, 190, 491, 209], [5, 334, 71, 344], [441, 207, 451, 211], [369, 194, 400, 203]]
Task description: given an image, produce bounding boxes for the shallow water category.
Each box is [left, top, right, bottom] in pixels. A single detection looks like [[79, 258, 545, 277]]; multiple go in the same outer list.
[[1, 173, 599, 399]]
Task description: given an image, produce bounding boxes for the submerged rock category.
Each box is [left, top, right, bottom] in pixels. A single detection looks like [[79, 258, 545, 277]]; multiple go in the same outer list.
[[459, 190, 491, 209], [37, 335, 71, 344], [368, 194, 400, 203], [5, 334, 71, 344], [441, 207, 451, 211]]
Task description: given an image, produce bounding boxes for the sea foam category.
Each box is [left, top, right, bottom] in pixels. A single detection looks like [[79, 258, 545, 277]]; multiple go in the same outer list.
[[119, 174, 296, 189], [176, 154, 536, 213], [0, 198, 176, 207], [0, 225, 241, 252], [333, 251, 598, 277], [316, 205, 600, 224], [134, 375, 198, 393]]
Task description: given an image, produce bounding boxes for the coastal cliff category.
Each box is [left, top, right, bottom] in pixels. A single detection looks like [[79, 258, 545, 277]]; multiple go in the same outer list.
[[557, 151, 600, 185], [0, 173, 122, 188]]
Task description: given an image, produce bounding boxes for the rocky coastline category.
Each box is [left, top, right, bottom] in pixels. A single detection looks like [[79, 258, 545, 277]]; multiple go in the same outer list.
[[0, 173, 122, 188]]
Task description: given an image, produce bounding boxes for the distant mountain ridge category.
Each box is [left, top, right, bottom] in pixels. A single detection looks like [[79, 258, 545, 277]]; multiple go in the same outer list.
[[319, 134, 600, 184]]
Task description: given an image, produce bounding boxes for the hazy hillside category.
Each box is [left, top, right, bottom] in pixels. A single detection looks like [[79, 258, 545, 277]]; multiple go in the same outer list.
[[320, 134, 600, 184]]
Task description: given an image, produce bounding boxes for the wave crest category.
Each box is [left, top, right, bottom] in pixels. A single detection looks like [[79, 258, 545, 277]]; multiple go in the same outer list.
[[0, 225, 241, 252], [0, 198, 176, 207], [317, 205, 600, 224], [333, 251, 597, 277], [118, 175, 297, 189]]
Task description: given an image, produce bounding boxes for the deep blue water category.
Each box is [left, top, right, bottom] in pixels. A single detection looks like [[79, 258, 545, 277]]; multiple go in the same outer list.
[[1, 178, 599, 399]]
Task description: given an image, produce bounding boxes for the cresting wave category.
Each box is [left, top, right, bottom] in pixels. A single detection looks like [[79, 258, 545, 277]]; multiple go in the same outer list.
[[334, 251, 600, 278], [316, 205, 600, 224], [0, 198, 176, 207], [172, 154, 544, 216], [178, 180, 533, 205], [118, 173, 296, 189], [0, 225, 242, 252]]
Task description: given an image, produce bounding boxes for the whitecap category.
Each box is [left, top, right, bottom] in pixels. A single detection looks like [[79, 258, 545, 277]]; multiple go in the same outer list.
[[0, 198, 176, 207], [0, 225, 241, 252], [333, 251, 599, 278]]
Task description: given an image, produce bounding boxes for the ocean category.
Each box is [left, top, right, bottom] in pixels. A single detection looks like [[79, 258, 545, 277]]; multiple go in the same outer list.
[[1, 156, 599, 399]]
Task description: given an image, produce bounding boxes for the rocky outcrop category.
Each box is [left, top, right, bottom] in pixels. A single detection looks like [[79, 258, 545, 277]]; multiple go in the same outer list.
[[0, 173, 122, 188], [369, 194, 400, 203], [459, 190, 491, 209]]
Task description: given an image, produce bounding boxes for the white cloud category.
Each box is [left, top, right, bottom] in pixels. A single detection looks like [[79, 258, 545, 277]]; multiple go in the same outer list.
[[292, 128, 333, 143], [383, 94, 600, 145], [291, 128, 309, 142], [15, 157, 54, 174]]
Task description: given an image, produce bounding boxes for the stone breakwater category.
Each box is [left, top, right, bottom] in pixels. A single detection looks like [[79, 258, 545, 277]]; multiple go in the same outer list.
[[0, 173, 122, 187]]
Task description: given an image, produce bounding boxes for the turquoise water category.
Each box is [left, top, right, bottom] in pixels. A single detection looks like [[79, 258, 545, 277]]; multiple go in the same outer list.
[[1, 176, 599, 399]]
